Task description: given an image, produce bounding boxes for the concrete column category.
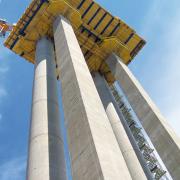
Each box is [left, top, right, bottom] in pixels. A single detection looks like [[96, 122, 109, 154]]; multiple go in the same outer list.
[[93, 72, 147, 180], [106, 53, 180, 180], [53, 15, 132, 180], [27, 37, 67, 180]]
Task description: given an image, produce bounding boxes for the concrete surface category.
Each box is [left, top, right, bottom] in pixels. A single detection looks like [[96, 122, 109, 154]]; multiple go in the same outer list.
[[106, 53, 180, 180], [53, 16, 132, 180], [93, 72, 147, 180], [26, 37, 67, 180]]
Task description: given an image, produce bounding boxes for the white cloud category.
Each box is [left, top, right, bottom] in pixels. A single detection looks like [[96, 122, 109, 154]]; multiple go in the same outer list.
[[0, 36, 10, 131], [0, 114, 2, 127], [0, 41, 25, 179], [0, 88, 7, 98], [0, 66, 9, 73], [132, 0, 180, 136], [0, 44, 10, 104], [0, 46, 11, 61], [0, 157, 26, 180], [0, 114, 2, 122]]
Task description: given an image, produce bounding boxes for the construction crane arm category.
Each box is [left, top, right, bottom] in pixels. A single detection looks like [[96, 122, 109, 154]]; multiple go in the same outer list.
[[0, 19, 15, 38]]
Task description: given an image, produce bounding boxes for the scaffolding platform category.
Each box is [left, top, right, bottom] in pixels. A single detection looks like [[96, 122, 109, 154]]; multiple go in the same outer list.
[[4, 0, 145, 83]]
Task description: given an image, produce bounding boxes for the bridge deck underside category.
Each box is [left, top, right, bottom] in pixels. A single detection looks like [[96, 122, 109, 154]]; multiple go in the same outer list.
[[4, 0, 145, 83]]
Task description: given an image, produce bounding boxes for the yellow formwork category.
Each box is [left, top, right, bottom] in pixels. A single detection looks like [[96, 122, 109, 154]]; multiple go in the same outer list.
[[4, 0, 145, 83]]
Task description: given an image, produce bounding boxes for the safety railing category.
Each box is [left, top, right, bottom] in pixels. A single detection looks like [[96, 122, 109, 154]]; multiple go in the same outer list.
[[109, 84, 168, 180]]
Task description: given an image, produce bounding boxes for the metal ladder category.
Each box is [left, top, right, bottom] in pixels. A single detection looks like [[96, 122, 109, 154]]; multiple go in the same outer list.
[[110, 85, 167, 180]]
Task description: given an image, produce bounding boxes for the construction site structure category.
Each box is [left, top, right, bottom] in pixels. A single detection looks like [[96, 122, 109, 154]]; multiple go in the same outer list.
[[0, 19, 14, 37], [3, 0, 180, 180]]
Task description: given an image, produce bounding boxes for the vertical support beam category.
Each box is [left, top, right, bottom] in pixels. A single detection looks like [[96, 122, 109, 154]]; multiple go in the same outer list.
[[93, 72, 147, 180], [106, 53, 180, 179], [53, 16, 132, 180], [27, 37, 66, 180]]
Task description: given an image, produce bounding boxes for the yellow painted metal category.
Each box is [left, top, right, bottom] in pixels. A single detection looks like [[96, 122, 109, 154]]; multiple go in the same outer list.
[[4, 0, 145, 83]]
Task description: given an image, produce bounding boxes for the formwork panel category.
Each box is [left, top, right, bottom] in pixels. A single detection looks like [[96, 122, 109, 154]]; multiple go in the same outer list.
[[4, 0, 145, 83]]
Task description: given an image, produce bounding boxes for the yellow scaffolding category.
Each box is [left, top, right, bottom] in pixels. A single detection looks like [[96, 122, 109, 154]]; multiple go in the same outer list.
[[4, 0, 145, 83]]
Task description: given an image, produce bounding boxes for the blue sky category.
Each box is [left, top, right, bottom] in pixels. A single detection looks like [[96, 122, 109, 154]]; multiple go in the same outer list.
[[0, 0, 180, 179]]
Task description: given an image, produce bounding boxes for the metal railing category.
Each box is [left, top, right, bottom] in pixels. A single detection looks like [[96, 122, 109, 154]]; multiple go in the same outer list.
[[110, 84, 168, 180]]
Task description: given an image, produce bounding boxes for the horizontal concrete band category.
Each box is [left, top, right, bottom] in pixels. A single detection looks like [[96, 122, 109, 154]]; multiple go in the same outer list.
[[29, 133, 64, 143]]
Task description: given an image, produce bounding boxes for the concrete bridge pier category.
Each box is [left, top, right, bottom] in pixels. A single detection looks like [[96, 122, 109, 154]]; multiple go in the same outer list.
[[93, 72, 148, 180], [27, 37, 67, 180], [106, 53, 180, 179], [53, 15, 132, 180]]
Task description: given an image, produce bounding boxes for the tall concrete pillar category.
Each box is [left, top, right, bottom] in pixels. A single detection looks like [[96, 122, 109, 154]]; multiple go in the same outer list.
[[27, 37, 67, 180], [106, 53, 180, 179], [53, 15, 132, 180], [93, 72, 147, 180]]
